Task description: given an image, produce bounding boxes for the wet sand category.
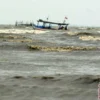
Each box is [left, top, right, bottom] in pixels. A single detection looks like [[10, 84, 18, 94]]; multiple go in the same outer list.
[[0, 26, 100, 100]]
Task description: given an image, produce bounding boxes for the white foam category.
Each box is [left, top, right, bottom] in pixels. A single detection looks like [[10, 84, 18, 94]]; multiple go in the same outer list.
[[0, 29, 49, 34], [79, 35, 100, 41], [97, 31, 100, 33]]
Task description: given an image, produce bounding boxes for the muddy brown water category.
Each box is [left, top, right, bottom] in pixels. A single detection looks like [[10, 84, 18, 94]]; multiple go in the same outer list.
[[0, 27, 100, 100]]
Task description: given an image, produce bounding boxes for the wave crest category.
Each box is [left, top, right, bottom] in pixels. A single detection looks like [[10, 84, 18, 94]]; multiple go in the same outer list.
[[28, 45, 97, 52]]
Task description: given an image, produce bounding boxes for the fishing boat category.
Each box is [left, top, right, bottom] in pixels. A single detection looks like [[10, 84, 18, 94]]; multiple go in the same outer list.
[[33, 19, 69, 30]]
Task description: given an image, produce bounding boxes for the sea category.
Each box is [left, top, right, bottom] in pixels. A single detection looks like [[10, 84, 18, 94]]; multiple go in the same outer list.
[[0, 26, 100, 100]]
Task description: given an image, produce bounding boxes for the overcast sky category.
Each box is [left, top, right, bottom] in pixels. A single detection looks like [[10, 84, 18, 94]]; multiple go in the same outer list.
[[0, 0, 100, 26]]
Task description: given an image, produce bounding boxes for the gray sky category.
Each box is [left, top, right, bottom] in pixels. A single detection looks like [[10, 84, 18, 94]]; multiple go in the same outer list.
[[0, 0, 100, 26]]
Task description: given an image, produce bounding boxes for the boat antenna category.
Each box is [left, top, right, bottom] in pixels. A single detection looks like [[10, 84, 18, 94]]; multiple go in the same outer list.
[[46, 15, 49, 21], [63, 16, 68, 23]]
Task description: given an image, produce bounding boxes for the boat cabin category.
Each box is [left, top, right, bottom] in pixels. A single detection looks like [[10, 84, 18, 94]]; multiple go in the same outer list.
[[35, 19, 69, 30]]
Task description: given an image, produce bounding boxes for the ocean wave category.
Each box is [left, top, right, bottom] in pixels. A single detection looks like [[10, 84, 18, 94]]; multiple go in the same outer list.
[[67, 31, 92, 36], [28, 45, 98, 52], [75, 75, 100, 84], [0, 29, 48, 34], [79, 35, 100, 41]]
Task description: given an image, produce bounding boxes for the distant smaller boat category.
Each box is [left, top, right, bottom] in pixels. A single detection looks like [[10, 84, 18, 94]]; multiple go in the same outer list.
[[33, 19, 69, 30]]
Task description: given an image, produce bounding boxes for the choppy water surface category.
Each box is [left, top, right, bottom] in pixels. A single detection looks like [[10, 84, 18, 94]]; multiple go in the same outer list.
[[0, 27, 100, 100], [0, 50, 100, 76]]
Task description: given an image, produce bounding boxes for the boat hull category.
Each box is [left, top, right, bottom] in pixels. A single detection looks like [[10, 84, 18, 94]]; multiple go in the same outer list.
[[33, 24, 68, 30]]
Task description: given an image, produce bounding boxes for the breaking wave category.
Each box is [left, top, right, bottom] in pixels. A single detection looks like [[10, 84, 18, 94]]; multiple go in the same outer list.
[[28, 45, 98, 52], [67, 31, 93, 36], [79, 35, 100, 41]]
